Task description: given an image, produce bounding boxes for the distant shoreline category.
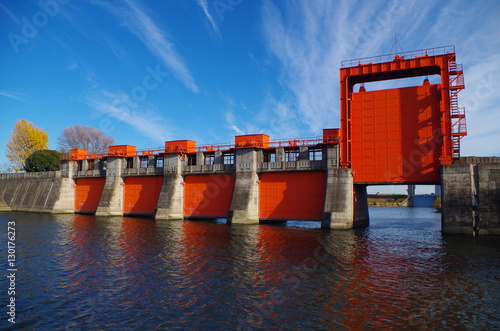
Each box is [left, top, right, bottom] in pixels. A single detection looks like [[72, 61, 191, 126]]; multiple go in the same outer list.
[[367, 194, 408, 207]]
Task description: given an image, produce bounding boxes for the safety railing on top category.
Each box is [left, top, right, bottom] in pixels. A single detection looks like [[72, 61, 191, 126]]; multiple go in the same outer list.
[[65, 147, 165, 161], [340, 45, 456, 68], [0, 171, 60, 180], [195, 135, 339, 152], [65, 135, 340, 160]]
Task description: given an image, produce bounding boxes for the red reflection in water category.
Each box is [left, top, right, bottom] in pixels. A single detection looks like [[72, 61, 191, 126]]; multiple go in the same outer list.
[[179, 220, 233, 277], [321, 239, 413, 329]]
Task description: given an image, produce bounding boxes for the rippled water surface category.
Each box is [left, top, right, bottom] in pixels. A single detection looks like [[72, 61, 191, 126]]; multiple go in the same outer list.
[[1, 208, 499, 330]]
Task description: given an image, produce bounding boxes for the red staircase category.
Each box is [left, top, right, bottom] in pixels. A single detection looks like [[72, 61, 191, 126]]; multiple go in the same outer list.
[[449, 58, 467, 158]]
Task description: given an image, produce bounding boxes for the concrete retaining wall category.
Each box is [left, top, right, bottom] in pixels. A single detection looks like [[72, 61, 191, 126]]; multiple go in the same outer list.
[[477, 163, 500, 235], [0, 170, 74, 213], [442, 160, 500, 235], [0, 193, 11, 211]]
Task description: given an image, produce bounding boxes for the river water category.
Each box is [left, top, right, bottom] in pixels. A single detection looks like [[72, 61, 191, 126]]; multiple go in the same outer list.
[[1, 208, 499, 330]]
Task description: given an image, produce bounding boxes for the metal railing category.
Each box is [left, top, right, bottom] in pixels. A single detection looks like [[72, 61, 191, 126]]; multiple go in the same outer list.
[[257, 160, 324, 171], [0, 171, 60, 180], [341, 45, 455, 68], [64, 135, 340, 161]]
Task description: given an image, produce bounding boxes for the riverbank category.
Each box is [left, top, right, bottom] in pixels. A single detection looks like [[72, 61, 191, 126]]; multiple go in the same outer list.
[[367, 194, 407, 206]]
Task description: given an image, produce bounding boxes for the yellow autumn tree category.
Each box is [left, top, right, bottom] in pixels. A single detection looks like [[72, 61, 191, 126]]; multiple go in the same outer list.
[[6, 119, 49, 171]]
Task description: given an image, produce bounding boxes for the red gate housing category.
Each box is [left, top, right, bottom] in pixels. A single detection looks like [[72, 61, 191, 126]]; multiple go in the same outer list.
[[340, 46, 466, 184], [123, 176, 163, 215], [183, 174, 235, 218], [351, 83, 442, 184], [259, 171, 326, 220], [74, 178, 106, 214]]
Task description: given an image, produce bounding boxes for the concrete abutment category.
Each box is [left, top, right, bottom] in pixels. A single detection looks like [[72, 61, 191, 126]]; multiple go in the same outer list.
[[441, 158, 500, 235]]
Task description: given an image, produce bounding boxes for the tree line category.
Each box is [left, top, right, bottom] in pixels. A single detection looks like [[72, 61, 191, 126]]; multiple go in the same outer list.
[[4, 119, 115, 173]]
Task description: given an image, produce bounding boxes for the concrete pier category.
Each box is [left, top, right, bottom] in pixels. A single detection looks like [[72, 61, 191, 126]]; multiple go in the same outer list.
[[228, 148, 260, 224], [320, 171, 369, 229], [95, 157, 124, 216], [354, 185, 369, 227], [321, 168, 354, 229], [155, 154, 184, 220]]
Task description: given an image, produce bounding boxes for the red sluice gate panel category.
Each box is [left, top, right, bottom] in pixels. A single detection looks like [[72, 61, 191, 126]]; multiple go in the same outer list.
[[259, 171, 326, 220], [183, 174, 235, 218], [351, 84, 442, 184], [123, 176, 163, 215], [74, 178, 106, 213]]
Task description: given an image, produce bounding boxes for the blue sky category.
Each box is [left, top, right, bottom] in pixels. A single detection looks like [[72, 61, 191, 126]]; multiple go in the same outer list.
[[1, 0, 499, 176]]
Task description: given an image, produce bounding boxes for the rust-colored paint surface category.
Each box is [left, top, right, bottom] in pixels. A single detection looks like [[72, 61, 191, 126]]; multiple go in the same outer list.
[[165, 140, 196, 153], [69, 149, 88, 160], [235, 134, 270, 148], [74, 178, 106, 213], [259, 171, 326, 220], [108, 145, 136, 157], [351, 84, 442, 184], [183, 174, 235, 218], [123, 176, 163, 215]]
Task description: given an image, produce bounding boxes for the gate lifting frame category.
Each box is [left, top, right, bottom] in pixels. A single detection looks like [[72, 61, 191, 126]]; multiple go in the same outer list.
[[339, 45, 466, 169]]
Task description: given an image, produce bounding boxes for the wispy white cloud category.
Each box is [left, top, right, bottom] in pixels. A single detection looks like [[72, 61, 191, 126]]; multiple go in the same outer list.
[[86, 89, 173, 143], [0, 3, 20, 24], [258, 1, 382, 135], [226, 110, 244, 135], [220, 94, 263, 138], [412, 0, 500, 156], [0, 90, 29, 103], [196, 0, 221, 38], [96, 0, 199, 93], [124, 0, 199, 92], [66, 62, 79, 71], [258, 0, 412, 137]]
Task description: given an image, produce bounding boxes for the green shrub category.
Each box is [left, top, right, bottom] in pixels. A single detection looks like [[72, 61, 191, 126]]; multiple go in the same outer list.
[[24, 150, 63, 172]]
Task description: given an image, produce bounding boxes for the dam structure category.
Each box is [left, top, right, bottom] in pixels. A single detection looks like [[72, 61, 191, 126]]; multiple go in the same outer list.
[[1, 45, 499, 235]]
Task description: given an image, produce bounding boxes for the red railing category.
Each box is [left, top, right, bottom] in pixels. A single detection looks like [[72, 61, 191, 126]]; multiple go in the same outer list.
[[65, 135, 340, 161], [340, 45, 455, 68], [194, 135, 339, 152]]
